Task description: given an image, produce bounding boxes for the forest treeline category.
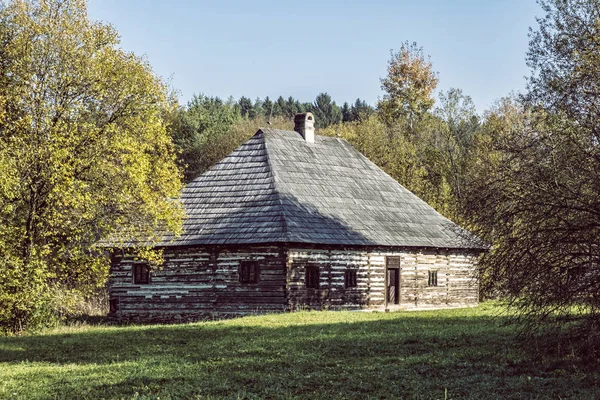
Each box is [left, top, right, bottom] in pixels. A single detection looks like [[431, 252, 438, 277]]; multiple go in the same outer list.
[[169, 93, 373, 181], [1, 0, 599, 346], [171, 83, 481, 225]]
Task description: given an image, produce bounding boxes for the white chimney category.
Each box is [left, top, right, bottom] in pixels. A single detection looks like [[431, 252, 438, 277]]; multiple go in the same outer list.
[[294, 112, 315, 143]]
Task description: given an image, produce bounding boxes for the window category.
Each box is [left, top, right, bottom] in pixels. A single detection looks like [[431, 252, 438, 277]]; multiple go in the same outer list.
[[428, 270, 438, 287], [133, 263, 150, 284], [239, 260, 260, 283], [305, 265, 320, 288], [109, 298, 119, 313], [345, 269, 358, 288]]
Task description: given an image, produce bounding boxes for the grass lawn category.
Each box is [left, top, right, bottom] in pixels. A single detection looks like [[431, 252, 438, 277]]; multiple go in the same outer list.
[[0, 303, 598, 399]]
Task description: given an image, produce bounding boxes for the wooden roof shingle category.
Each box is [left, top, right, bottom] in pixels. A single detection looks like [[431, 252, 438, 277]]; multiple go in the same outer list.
[[167, 128, 483, 250]]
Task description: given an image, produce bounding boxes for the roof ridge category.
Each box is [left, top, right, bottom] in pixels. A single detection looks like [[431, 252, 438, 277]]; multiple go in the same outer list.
[[259, 129, 292, 243]]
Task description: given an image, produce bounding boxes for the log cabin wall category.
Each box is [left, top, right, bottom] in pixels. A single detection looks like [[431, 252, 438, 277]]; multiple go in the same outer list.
[[385, 250, 479, 308], [287, 248, 479, 310], [109, 245, 478, 322], [286, 249, 373, 310], [109, 246, 287, 323]]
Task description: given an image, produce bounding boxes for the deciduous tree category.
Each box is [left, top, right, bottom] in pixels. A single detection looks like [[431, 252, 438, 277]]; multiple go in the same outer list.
[[466, 0, 600, 340], [378, 42, 438, 129], [0, 0, 183, 332], [433, 88, 479, 208]]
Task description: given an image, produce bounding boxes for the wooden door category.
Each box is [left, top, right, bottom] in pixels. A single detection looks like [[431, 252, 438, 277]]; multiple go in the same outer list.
[[385, 256, 401, 307], [387, 268, 400, 305]]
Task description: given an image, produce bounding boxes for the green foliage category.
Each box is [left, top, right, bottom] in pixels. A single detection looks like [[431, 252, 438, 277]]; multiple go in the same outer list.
[[172, 92, 367, 180], [342, 99, 375, 122], [312, 92, 342, 128], [1, 304, 599, 399], [464, 0, 600, 330], [525, 0, 600, 132], [271, 95, 305, 120], [462, 96, 527, 296], [378, 41, 439, 128], [219, 115, 293, 164], [170, 94, 242, 181], [432, 88, 480, 209], [341, 101, 351, 122], [0, 258, 55, 333], [237, 96, 253, 118], [262, 96, 274, 119], [251, 97, 264, 118], [350, 98, 375, 121], [170, 105, 294, 182], [0, 0, 183, 333]]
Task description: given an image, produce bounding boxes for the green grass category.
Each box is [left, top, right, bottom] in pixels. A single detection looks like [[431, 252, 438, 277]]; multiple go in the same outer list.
[[0, 303, 598, 399]]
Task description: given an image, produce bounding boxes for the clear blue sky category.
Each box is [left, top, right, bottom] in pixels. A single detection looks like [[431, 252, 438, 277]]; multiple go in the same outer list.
[[87, 0, 541, 114]]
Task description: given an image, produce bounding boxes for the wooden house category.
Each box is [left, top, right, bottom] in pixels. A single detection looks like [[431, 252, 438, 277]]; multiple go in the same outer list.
[[108, 113, 485, 322]]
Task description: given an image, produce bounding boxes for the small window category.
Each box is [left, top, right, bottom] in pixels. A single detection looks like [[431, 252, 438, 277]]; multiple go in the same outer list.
[[345, 269, 358, 288], [239, 260, 260, 284], [109, 298, 119, 313], [428, 270, 438, 287], [133, 263, 150, 284], [305, 265, 320, 288]]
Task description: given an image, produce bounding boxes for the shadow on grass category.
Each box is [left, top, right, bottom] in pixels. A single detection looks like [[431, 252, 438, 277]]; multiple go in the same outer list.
[[63, 314, 109, 326], [1, 311, 599, 399]]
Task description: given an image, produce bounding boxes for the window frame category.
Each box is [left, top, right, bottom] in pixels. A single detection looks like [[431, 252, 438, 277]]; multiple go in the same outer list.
[[345, 269, 358, 288], [428, 270, 438, 287], [239, 260, 260, 284], [305, 265, 320, 289], [133, 263, 150, 284]]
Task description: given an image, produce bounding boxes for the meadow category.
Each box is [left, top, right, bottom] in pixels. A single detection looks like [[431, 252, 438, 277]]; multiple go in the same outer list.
[[0, 303, 598, 399]]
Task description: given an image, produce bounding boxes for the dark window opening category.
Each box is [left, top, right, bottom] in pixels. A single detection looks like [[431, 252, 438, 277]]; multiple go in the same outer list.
[[133, 263, 150, 284], [345, 269, 358, 288], [305, 265, 320, 288], [109, 298, 119, 313], [240, 260, 260, 284], [428, 270, 438, 287]]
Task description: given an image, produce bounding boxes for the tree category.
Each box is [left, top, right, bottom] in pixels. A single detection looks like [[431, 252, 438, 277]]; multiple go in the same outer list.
[[171, 94, 241, 182], [466, 0, 600, 339], [350, 98, 374, 121], [238, 96, 253, 118], [262, 96, 274, 120], [525, 0, 600, 135], [301, 101, 314, 114], [275, 96, 286, 118], [433, 88, 480, 208], [378, 42, 438, 128], [312, 92, 342, 128], [341, 102, 352, 122], [251, 97, 264, 119], [341, 99, 374, 122], [0, 0, 183, 332], [286, 96, 303, 119]]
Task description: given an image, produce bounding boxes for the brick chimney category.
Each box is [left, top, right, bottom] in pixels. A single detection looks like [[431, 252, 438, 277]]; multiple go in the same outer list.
[[294, 112, 315, 143]]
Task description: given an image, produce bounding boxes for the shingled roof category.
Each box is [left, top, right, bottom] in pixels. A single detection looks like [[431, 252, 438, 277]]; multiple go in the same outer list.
[[170, 126, 482, 250]]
